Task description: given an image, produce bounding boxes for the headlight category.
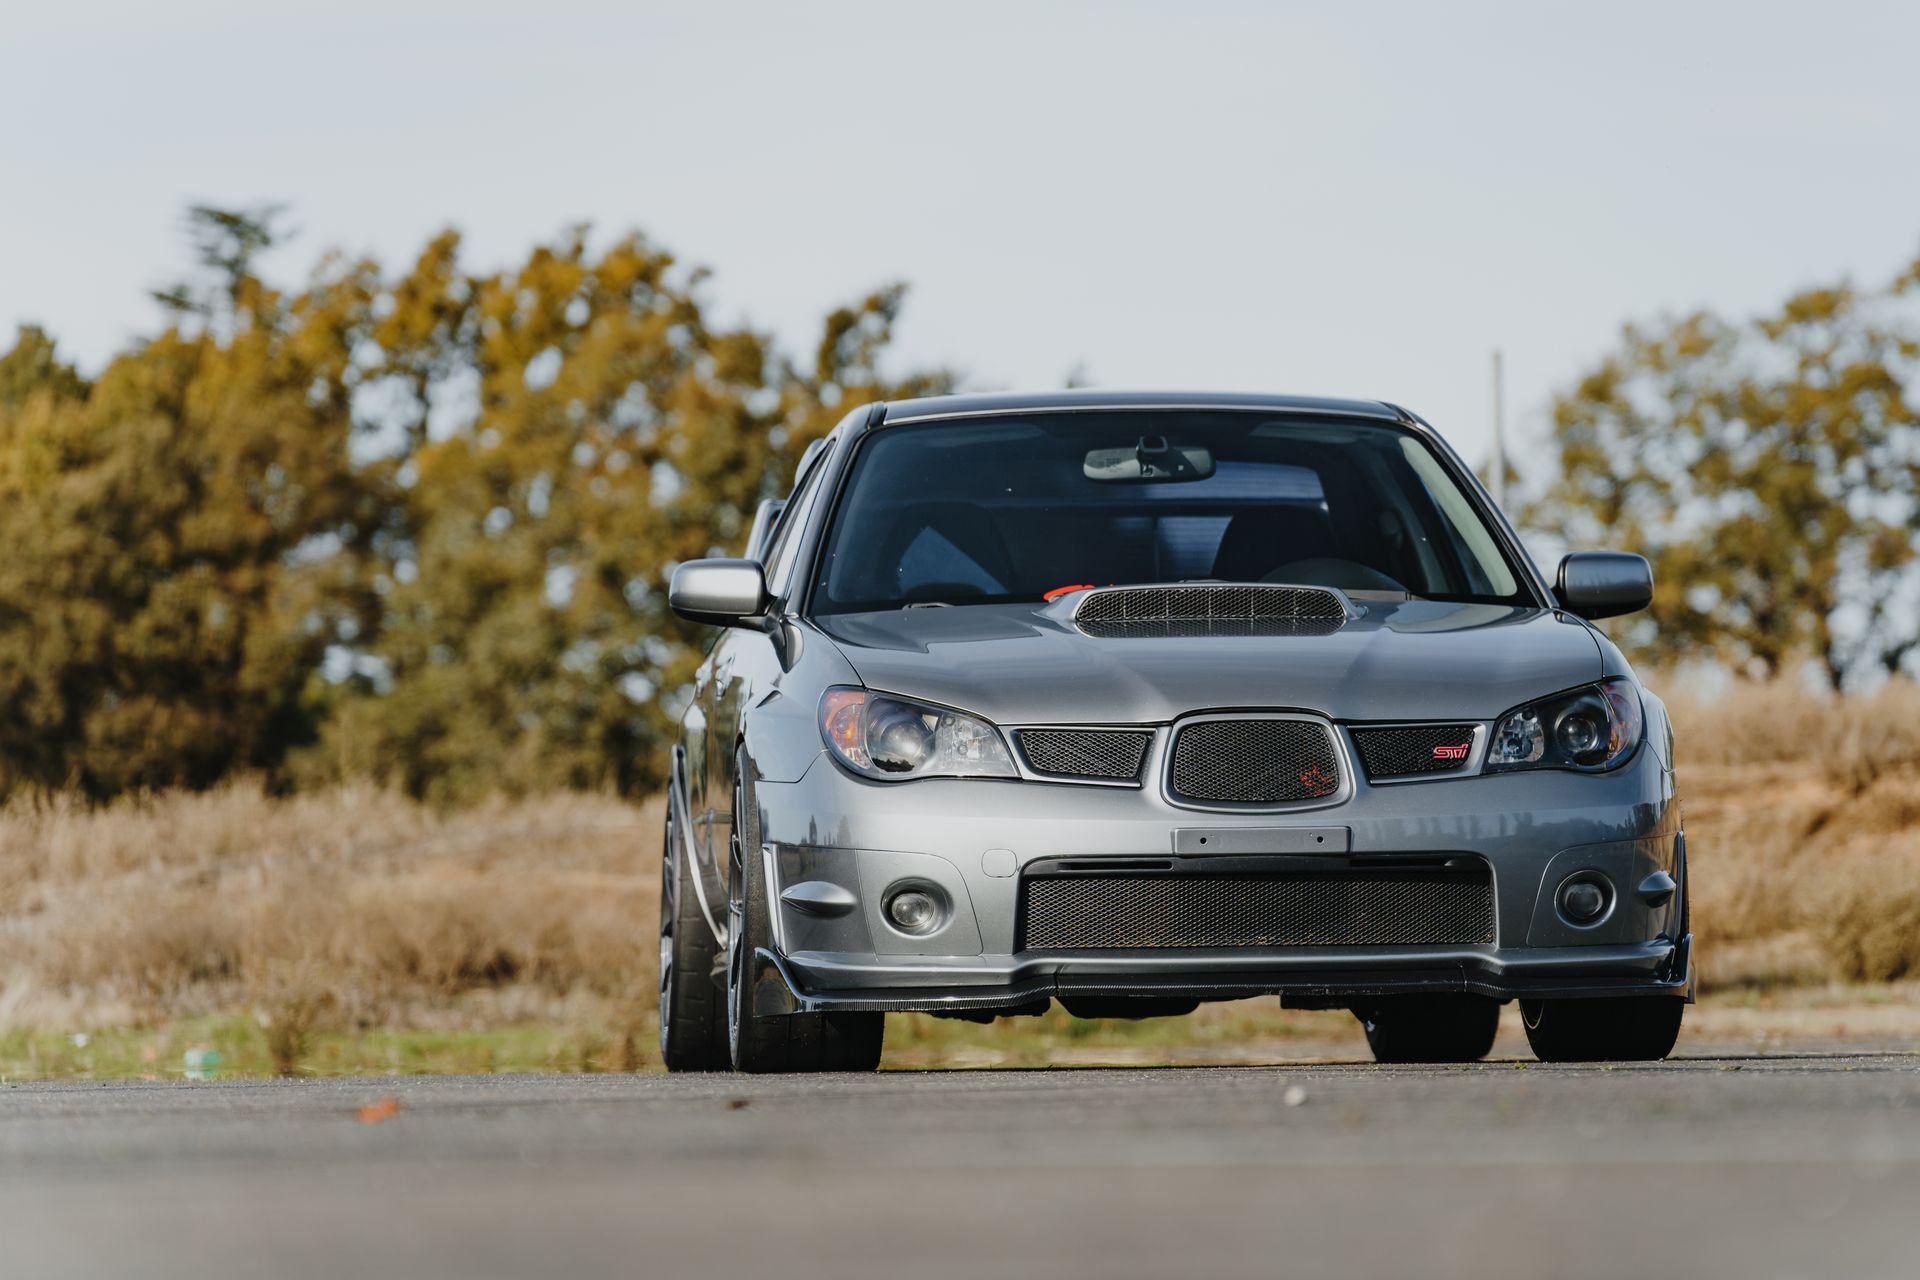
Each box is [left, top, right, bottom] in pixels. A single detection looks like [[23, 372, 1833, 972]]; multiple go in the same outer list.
[[818, 688, 1017, 781], [1486, 679, 1643, 774]]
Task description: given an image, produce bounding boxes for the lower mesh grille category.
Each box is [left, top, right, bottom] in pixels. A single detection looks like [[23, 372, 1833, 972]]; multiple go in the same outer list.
[[1351, 724, 1478, 779], [1170, 718, 1341, 803], [1017, 729, 1151, 780], [1019, 868, 1494, 949]]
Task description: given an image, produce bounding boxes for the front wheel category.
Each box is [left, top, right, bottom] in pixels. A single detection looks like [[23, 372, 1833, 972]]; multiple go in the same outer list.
[[726, 747, 884, 1073], [659, 800, 726, 1071], [1353, 995, 1501, 1063], [1521, 997, 1684, 1062]]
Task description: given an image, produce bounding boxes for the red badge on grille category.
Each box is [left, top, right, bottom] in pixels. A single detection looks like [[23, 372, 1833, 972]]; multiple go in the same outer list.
[[1432, 743, 1470, 761], [1297, 765, 1336, 796]]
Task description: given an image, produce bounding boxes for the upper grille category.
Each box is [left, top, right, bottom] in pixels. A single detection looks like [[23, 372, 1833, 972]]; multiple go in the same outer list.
[[1169, 718, 1341, 804], [1017, 729, 1152, 780], [1073, 585, 1346, 639], [1019, 867, 1495, 949], [1351, 724, 1479, 780]]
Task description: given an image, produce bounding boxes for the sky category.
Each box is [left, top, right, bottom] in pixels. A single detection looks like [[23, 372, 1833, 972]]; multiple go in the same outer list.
[[4, 0, 1919, 481]]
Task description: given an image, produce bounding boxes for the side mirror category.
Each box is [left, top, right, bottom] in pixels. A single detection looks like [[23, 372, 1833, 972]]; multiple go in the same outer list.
[[1555, 552, 1653, 620], [669, 559, 769, 627]]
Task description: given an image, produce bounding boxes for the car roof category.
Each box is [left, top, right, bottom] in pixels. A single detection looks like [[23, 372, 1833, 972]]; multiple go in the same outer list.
[[875, 389, 1411, 426]]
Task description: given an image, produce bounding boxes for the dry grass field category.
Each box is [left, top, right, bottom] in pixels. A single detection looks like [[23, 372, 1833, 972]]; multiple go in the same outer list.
[[0, 788, 663, 1074], [1, 678, 1917, 1076], [1665, 680, 1920, 989]]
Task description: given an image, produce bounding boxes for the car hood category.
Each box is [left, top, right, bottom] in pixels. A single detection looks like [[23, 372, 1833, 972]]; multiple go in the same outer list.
[[812, 598, 1606, 724]]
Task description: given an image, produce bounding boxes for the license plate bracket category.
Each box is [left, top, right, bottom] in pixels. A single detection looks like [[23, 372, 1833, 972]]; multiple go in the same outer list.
[[1171, 826, 1351, 856]]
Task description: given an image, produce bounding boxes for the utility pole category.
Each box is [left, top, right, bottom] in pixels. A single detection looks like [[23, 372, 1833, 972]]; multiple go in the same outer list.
[[1490, 350, 1507, 512]]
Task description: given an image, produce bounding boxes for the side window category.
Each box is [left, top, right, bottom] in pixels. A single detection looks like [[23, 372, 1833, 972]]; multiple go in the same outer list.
[[764, 446, 833, 598], [1394, 437, 1519, 597]]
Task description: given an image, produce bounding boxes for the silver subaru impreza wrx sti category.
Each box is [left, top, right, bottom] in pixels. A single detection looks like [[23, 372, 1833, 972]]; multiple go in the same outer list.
[[661, 391, 1691, 1072]]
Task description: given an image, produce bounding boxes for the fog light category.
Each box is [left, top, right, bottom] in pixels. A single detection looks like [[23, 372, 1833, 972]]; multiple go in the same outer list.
[[1560, 877, 1609, 924], [885, 887, 943, 935]]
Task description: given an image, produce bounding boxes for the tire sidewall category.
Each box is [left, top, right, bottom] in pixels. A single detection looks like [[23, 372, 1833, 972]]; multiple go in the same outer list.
[[660, 789, 727, 1071]]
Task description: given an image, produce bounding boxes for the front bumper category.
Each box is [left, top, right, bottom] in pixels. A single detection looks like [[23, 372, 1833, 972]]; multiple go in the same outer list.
[[748, 740, 1692, 1015]]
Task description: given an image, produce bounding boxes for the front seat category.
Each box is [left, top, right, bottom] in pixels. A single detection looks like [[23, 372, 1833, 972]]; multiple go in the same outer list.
[[1211, 506, 1339, 581], [888, 501, 1016, 598]]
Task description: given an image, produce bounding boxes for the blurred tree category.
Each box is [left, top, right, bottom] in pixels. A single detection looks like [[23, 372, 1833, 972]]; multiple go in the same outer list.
[[0, 325, 89, 408], [0, 210, 948, 802], [1528, 260, 1920, 688], [0, 208, 382, 795], [151, 202, 290, 315], [296, 236, 951, 801]]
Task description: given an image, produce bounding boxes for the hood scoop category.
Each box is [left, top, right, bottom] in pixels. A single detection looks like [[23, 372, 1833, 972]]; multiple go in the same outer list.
[[1067, 584, 1351, 639]]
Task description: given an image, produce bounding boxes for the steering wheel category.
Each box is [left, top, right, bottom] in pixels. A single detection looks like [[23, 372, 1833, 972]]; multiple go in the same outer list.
[[1262, 558, 1408, 592], [900, 581, 992, 603]]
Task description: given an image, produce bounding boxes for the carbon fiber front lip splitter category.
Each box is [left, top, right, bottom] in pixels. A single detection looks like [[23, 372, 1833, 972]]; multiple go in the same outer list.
[[749, 935, 1694, 1017]]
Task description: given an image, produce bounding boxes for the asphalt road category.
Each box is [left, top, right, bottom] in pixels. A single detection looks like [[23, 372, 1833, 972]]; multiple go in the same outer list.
[[4, 1054, 1919, 1279]]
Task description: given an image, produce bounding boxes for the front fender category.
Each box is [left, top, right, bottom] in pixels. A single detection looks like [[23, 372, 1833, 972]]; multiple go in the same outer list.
[[739, 620, 863, 784]]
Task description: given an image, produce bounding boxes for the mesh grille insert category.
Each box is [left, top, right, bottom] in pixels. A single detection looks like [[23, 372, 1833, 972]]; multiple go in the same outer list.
[[1074, 585, 1345, 638], [1351, 725, 1479, 779], [1019, 868, 1495, 949], [1170, 719, 1341, 804], [1017, 729, 1151, 780]]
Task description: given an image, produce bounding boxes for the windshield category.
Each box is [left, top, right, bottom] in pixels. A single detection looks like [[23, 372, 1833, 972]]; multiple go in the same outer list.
[[808, 411, 1527, 615]]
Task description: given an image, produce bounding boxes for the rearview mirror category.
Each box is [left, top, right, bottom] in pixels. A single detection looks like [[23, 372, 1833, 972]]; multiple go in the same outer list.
[[1555, 552, 1653, 620], [669, 559, 769, 627], [1084, 436, 1215, 483]]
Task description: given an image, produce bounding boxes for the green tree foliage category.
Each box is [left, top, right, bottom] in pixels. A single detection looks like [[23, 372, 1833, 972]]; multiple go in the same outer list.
[[0, 210, 947, 801], [0, 326, 89, 408], [0, 212, 380, 795], [1528, 258, 1920, 688]]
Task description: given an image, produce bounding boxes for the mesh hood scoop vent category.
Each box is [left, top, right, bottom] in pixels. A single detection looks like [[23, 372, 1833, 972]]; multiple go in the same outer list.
[[1068, 584, 1350, 639]]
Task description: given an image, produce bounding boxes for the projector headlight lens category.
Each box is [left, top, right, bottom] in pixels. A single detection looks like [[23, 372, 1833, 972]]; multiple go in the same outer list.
[[1487, 679, 1643, 774], [819, 688, 1017, 781]]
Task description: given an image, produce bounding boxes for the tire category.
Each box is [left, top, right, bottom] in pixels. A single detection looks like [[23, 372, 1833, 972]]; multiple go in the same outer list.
[[1521, 997, 1684, 1063], [659, 798, 727, 1071], [726, 746, 884, 1073], [1354, 994, 1501, 1064]]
